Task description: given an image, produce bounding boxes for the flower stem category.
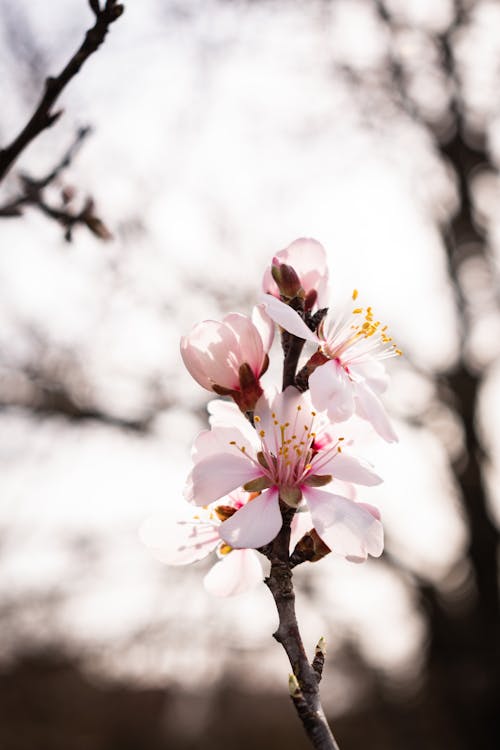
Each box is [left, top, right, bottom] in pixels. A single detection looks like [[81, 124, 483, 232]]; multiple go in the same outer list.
[[281, 330, 306, 390], [264, 507, 340, 750]]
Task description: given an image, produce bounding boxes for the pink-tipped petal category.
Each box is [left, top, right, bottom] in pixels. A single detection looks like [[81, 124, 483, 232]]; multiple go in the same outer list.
[[309, 360, 355, 421], [261, 295, 319, 343], [305, 487, 384, 560], [353, 380, 398, 443], [139, 514, 219, 566], [203, 549, 263, 597], [185, 453, 262, 505], [219, 488, 282, 548]]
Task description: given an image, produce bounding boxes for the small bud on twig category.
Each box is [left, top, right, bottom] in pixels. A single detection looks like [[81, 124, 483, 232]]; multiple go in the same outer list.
[[312, 636, 327, 681], [288, 673, 301, 698]]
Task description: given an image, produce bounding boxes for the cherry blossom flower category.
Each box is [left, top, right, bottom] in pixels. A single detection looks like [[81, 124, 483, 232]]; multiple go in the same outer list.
[[262, 291, 401, 442], [139, 491, 264, 597], [185, 387, 384, 561], [180, 304, 274, 411], [262, 238, 329, 309]]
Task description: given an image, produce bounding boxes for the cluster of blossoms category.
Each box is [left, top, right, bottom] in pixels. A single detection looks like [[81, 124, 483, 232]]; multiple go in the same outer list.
[[141, 239, 401, 596]]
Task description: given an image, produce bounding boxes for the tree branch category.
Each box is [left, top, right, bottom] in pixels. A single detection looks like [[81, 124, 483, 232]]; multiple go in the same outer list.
[[263, 506, 340, 750], [0, 127, 112, 241], [0, 0, 124, 183]]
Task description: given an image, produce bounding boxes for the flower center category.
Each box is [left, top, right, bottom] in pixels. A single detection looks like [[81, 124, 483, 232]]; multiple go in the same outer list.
[[320, 289, 402, 365], [254, 406, 319, 487]]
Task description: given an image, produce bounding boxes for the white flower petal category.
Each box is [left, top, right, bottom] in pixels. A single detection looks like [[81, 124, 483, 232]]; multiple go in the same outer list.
[[139, 514, 219, 566], [207, 401, 261, 450], [185, 453, 262, 505], [219, 488, 282, 548], [349, 359, 389, 395], [309, 360, 355, 421], [261, 295, 318, 343], [353, 380, 398, 443], [316, 451, 383, 486], [305, 487, 384, 560], [203, 549, 263, 597]]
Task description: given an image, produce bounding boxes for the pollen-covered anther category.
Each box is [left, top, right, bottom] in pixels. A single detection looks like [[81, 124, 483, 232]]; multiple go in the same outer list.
[[219, 543, 232, 556]]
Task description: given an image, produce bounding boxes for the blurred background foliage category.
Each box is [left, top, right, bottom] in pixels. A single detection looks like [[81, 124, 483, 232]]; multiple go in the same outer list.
[[0, 0, 499, 748]]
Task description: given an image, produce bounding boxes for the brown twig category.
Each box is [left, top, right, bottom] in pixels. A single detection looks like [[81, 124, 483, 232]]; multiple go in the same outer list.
[[263, 506, 340, 750], [0, 0, 124, 184]]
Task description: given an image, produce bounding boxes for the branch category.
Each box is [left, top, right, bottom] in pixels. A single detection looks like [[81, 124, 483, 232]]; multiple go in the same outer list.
[[263, 507, 340, 750], [0, 127, 112, 241], [0, 0, 124, 183]]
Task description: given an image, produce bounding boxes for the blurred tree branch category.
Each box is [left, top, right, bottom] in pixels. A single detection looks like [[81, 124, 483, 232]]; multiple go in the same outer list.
[[371, 1, 500, 745], [0, 127, 112, 241], [0, 1, 124, 239], [0, 0, 124, 183]]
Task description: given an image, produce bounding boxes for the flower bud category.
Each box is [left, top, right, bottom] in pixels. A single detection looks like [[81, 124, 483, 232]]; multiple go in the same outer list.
[[271, 259, 304, 300]]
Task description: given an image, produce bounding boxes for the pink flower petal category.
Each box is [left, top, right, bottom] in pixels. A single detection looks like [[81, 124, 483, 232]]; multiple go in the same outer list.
[[252, 304, 275, 355], [309, 360, 355, 421], [315, 451, 383, 486], [353, 380, 398, 443], [139, 513, 219, 566], [185, 453, 262, 505], [349, 360, 389, 395], [207, 400, 261, 450], [262, 238, 329, 307], [224, 312, 265, 376], [192, 425, 258, 462], [180, 319, 240, 390], [203, 549, 263, 597], [262, 295, 318, 343], [219, 488, 282, 548], [305, 487, 384, 560]]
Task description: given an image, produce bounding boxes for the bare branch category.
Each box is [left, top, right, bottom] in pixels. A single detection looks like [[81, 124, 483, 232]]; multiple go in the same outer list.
[[0, 1, 124, 183], [0, 128, 112, 241]]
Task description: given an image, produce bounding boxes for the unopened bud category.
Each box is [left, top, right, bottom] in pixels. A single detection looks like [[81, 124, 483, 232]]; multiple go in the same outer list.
[[271, 261, 303, 299], [315, 636, 327, 656]]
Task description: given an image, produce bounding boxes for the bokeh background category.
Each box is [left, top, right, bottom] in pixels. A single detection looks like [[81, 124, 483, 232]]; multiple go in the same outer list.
[[0, 0, 499, 748]]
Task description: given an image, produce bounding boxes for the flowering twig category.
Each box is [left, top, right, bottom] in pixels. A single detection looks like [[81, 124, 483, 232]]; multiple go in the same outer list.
[[0, 0, 124, 184], [153, 239, 397, 750]]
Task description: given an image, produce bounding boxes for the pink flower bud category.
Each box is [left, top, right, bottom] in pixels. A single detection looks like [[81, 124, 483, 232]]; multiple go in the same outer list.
[[180, 306, 274, 403], [263, 238, 329, 308]]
